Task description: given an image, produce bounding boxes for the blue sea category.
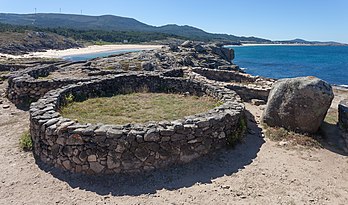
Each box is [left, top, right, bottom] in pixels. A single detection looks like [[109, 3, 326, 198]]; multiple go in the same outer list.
[[226, 45, 348, 86], [64, 45, 348, 86], [63, 49, 140, 61]]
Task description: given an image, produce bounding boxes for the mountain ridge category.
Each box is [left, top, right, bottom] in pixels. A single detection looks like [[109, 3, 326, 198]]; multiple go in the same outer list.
[[0, 13, 269, 43], [0, 13, 345, 45]]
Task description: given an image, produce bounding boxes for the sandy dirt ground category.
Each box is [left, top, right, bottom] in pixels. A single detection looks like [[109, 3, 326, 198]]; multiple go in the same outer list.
[[0, 44, 162, 59], [0, 80, 348, 205]]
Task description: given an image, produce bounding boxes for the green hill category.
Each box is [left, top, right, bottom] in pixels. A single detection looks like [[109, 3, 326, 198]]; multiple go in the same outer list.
[[0, 13, 270, 43]]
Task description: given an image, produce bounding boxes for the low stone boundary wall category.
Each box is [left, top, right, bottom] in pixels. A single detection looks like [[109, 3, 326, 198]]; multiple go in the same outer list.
[[225, 84, 270, 102], [190, 68, 274, 102], [0, 64, 26, 72], [7, 64, 184, 107], [29, 73, 245, 174], [192, 67, 257, 83], [7, 65, 99, 106]]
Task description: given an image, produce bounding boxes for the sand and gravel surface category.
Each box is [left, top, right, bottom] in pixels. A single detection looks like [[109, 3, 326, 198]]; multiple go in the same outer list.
[[0, 80, 348, 205]]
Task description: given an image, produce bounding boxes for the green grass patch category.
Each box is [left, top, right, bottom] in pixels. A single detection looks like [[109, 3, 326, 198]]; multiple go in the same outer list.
[[60, 92, 218, 125], [20, 130, 33, 151]]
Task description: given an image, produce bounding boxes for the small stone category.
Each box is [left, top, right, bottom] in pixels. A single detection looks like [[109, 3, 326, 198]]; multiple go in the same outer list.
[[279, 141, 289, 146], [196, 120, 210, 128], [115, 144, 126, 153], [72, 156, 82, 165], [171, 133, 185, 141], [106, 129, 124, 139], [188, 139, 198, 144], [2, 104, 10, 109], [144, 129, 160, 142], [89, 162, 105, 173], [218, 132, 226, 139], [159, 129, 175, 136], [135, 135, 144, 142], [221, 185, 230, 189], [251, 99, 266, 106], [107, 156, 120, 169], [56, 137, 66, 145], [62, 160, 72, 170], [87, 155, 97, 162], [79, 151, 88, 162], [66, 134, 84, 145], [134, 147, 149, 162]]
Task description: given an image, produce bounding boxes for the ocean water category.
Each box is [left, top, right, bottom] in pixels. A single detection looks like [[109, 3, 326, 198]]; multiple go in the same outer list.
[[227, 45, 348, 86], [63, 49, 140, 61]]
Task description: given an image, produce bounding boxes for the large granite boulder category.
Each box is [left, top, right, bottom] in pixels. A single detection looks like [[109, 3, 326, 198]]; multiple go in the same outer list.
[[194, 44, 206, 53], [339, 99, 348, 131], [169, 43, 179, 52], [141, 61, 156, 71], [181, 40, 194, 48], [262, 76, 334, 133], [210, 46, 234, 62]]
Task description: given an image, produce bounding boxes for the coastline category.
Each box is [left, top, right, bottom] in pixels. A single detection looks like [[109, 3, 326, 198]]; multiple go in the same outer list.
[[226, 43, 348, 47], [0, 44, 163, 59]]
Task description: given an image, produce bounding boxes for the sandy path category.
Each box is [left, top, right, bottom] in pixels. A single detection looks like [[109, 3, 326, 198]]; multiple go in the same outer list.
[[0, 44, 163, 59], [0, 80, 348, 204]]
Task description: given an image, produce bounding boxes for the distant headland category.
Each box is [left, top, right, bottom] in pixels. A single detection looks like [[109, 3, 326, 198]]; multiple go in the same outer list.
[[0, 13, 346, 53]]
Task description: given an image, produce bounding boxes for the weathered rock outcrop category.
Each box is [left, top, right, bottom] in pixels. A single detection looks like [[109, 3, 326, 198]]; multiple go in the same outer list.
[[262, 76, 334, 133], [89, 43, 237, 70], [211, 46, 234, 62], [181, 40, 194, 48]]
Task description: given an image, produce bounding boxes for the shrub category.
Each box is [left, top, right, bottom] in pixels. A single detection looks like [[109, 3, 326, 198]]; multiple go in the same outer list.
[[20, 130, 33, 151]]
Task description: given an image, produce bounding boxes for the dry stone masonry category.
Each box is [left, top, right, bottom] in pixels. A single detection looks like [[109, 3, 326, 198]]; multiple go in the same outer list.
[[7, 65, 100, 106], [191, 67, 275, 102], [7, 43, 237, 108], [29, 73, 245, 174], [339, 99, 348, 151], [6, 62, 184, 107], [339, 99, 348, 131]]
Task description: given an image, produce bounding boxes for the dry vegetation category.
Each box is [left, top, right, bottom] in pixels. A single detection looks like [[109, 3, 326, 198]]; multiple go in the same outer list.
[[263, 125, 322, 148], [60, 92, 218, 125]]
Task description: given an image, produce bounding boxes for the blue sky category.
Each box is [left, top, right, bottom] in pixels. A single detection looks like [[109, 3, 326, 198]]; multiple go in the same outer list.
[[1, 0, 347, 43]]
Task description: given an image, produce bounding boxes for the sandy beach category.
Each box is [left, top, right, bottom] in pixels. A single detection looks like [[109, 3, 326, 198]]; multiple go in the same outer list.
[[0, 44, 163, 59]]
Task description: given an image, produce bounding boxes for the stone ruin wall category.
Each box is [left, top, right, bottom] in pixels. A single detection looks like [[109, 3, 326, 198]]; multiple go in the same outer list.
[[191, 67, 274, 101], [29, 73, 245, 174], [6, 64, 184, 107], [6, 65, 98, 106]]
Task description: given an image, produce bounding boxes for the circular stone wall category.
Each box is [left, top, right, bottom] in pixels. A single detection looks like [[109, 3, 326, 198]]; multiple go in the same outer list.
[[29, 72, 245, 174], [7, 63, 183, 107]]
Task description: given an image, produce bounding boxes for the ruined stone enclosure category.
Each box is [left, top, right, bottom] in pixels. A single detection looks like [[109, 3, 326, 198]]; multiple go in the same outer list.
[[29, 73, 245, 174]]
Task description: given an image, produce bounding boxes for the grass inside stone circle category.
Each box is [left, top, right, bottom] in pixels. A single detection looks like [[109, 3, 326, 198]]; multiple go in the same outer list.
[[60, 92, 219, 125]]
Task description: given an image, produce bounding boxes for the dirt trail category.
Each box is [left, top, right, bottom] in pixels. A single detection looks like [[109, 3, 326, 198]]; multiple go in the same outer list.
[[0, 80, 347, 205]]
